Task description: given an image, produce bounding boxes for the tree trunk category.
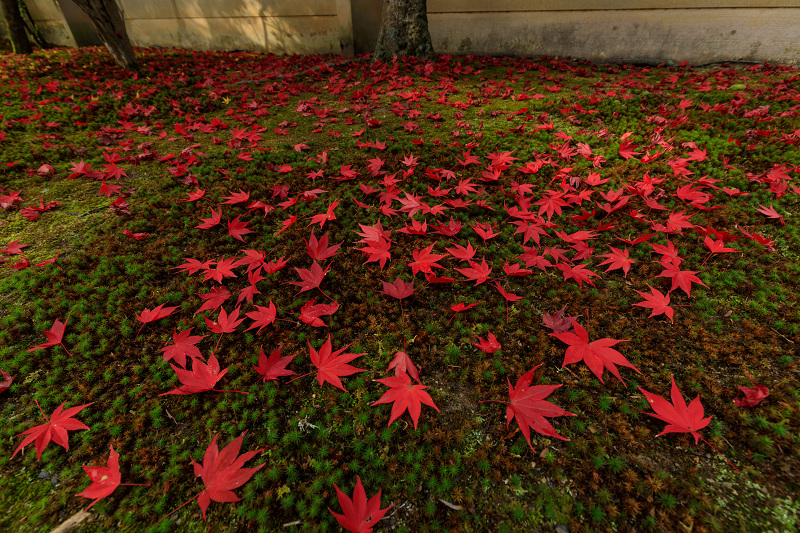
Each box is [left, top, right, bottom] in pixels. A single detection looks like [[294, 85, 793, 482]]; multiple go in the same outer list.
[[374, 0, 434, 62], [71, 0, 137, 69], [0, 0, 32, 54]]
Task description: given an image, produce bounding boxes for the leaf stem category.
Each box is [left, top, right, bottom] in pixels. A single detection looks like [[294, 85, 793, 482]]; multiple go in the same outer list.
[[60, 343, 73, 357], [287, 371, 314, 384], [34, 399, 49, 421], [700, 436, 739, 471], [156, 493, 200, 525]]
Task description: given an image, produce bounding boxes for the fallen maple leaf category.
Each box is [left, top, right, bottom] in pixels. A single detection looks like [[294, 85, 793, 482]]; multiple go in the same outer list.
[[480, 365, 574, 451], [245, 301, 278, 333], [306, 230, 342, 261], [639, 376, 737, 469], [733, 375, 769, 408], [159, 354, 244, 396], [372, 371, 439, 429], [253, 346, 296, 382], [456, 257, 493, 285], [633, 285, 674, 323], [329, 476, 392, 533], [380, 278, 414, 300], [386, 351, 420, 383], [0, 368, 12, 394], [755, 203, 785, 225], [541, 308, 573, 334], [306, 335, 365, 391], [226, 215, 253, 242], [186, 433, 265, 521], [598, 246, 636, 277], [298, 299, 340, 327], [472, 330, 502, 354], [657, 264, 708, 297], [357, 235, 392, 270], [194, 286, 231, 316], [161, 328, 207, 367], [77, 445, 149, 509], [135, 304, 178, 339], [408, 244, 448, 276], [289, 261, 330, 295], [28, 315, 72, 356], [12, 401, 92, 460], [204, 307, 245, 353], [551, 318, 640, 387]]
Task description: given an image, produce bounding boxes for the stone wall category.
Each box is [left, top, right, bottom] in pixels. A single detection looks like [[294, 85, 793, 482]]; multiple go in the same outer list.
[[5, 0, 799, 65]]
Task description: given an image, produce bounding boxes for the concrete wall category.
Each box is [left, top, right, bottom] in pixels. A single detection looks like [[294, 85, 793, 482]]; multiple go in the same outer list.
[[427, 1, 800, 65], [8, 0, 800, 65]]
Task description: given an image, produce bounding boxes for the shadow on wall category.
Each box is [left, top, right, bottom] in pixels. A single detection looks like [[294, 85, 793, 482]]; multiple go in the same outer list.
[[117, 0, 340, 54]]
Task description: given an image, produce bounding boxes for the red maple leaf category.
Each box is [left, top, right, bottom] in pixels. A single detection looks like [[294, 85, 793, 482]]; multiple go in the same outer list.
[[253, 346, 296, 382], [195, 207, 222, 229], [161, 328, 207, 367], [633, 285, 674, 323], [372, 371, 439, 429], [480, 365, 574, 451], [245, 301, 278, 333], [638, 376, 736, 469], [598, 246, 636, 277], [308, 198, 339, 228], [551, 318, 640, 386], [77, 445, 148, 509], [386, 351, 420, 383], [194, 286, 231, 316], [28, 315, 72, 356], [204, 307, 245, 352], [222, 189, 250, 205], [703, 236, 740, 256], [380, 278, 414, 299], [456, 257, 492, 285], [0, 368, 13, 394], [329, 476, 392, 533], [555, 262, 598, 288], [135, 303, 178, 338], [307, 335, 365, 391], [123, 229, 149, 241], [445, 241, 477, 262], [408, 244, 448, 276], [472, 330, 501, 354], [189, 433, 265, 521], [657, 264, 708, 297], [289, 261, 330, 295], [174, 257, 214, 276], [357, 236, 392, 269], [182, 188, 206, 202], [541, 308, 574, 334], [159, 354, 243, 396], [12, 401, 92, 460], [639, 376, 711, 443], [306, 230, 342, 261], [226, 216, 253, 242], [202, 257, 239, 284], [733, 375, 769, 408], [755, 203, 785, 225], [1, 239, 30, 255], [298, 299, 340, 327]]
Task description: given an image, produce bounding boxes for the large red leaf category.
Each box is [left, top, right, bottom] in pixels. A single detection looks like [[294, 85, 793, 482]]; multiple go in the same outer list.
[[329, 476, 392, 533], [371, 371, 439, 429], [481, 365, 573, 451], [12, 401, 92, 460], [308, 335, 365, 391], [191, 433, 265, 520], [550, 318, 640, 386]]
